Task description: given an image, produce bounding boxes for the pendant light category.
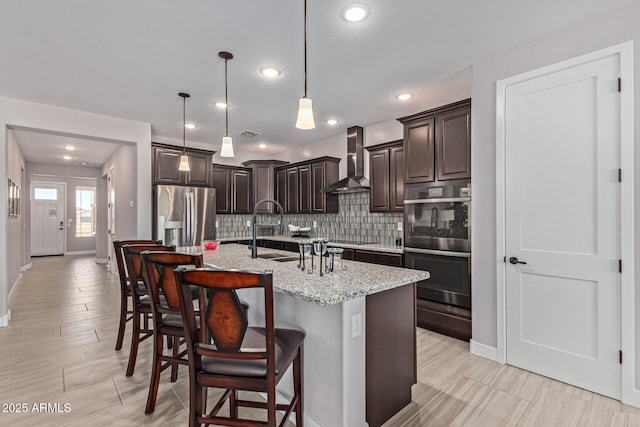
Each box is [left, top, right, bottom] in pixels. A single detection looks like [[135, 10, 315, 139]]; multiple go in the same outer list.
[[178, 92, 191, 171], [296, 0, 315, 129], [218, 51, 234, 158]]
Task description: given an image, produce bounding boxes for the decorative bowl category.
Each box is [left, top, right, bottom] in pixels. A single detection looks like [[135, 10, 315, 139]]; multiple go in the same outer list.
[[202, 240, 219, 251]]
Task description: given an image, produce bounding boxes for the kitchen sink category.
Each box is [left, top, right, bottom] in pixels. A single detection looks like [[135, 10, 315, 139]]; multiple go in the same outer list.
[[270, 256, 299, 262], [255, 253, 288, 259], [255, 253, 299, 262]]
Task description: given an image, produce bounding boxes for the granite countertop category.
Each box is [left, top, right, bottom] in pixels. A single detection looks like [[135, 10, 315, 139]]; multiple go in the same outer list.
[[179, 244, 429, 307], [217, 235, 404, 254]]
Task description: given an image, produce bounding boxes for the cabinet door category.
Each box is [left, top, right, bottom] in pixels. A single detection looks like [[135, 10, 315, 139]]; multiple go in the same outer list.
[[404, 118, 435, 183], [311, 162, 326, 212], [436, 106, 471, 180], [185, 152, 212, 187], [286, 168, 299, 213], [298, 165, 311, 213], [253, 163, 275, 213], [154, 147, 184, 185], [232, 170, 251, 214], [390, 145, 405, 211], [369, 148, 390, 212], [275, 169, 287, 212], [212, 168, 231, 214]]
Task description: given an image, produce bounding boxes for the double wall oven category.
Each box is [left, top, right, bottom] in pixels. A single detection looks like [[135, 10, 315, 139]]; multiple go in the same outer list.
[[404, 180, 471, 310]]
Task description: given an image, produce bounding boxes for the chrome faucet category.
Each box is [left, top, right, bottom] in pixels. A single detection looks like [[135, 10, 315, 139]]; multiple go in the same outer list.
[[251, 199, 285, 258]]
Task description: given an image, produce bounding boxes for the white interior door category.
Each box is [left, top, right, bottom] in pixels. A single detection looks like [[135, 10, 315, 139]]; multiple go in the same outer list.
[[107, 167, 116, 273], [31, 182, 66, 256], [505, 54, 621, 398]]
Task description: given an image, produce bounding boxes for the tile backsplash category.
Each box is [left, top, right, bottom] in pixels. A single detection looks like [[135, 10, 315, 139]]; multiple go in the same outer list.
[[216, 192, 403, 244]]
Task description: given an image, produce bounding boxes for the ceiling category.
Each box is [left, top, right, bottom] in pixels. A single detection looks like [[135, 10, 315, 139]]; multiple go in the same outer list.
[[1, 0, 638, 165]]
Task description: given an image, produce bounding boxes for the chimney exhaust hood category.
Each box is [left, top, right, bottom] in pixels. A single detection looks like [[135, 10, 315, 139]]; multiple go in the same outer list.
[[323, 126, 370, 193]]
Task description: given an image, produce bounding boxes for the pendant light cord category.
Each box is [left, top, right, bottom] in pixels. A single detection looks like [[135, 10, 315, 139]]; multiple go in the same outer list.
[[225, 57, 229, 137], [182, 96, 186, 153], [304, 0, 308, 98]]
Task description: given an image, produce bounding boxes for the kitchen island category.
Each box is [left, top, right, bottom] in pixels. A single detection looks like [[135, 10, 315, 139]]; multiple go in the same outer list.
[[186, 243, 430, 427]]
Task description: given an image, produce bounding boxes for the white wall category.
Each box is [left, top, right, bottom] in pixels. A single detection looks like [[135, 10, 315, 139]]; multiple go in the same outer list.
[[0, 96, 151, 318], [6, 130, 25, 301], [101, 144, 138, 240], [471, 3, 640, 389]]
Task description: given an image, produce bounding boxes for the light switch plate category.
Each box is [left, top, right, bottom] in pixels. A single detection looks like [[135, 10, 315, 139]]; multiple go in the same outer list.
[[352, 313, 362, 338], [246, 220, 251, 227], [397, 222, 403, 232], [313, 221, 317, 228], [215, 221, 219, 228]]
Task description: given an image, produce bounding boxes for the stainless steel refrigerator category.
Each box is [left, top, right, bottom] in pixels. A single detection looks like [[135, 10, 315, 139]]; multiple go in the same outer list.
[[154, 185, 216, 247]]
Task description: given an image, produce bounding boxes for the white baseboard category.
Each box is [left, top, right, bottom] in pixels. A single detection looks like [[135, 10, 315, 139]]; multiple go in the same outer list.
[[0, 310, 11, 327], [8, 273, 22, 305], [65, 250, 97, 256], [95, 258, 108, 264], [20, 263, 32, 272], [470, 339, 499, 362]]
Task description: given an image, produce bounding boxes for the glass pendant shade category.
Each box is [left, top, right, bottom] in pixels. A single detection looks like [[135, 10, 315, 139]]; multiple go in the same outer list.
[[178, 154, 191, 171], [220, 136, 234, 157], [296, 97, 315, 129]]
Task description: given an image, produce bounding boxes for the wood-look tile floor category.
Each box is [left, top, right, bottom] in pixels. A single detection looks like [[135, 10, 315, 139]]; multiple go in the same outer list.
[[1, 255, 637, 426]]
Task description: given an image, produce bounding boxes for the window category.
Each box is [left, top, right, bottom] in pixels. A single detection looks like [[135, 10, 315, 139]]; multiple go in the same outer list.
[[76, 187, 96, 237], [34, 188, 57, 200]]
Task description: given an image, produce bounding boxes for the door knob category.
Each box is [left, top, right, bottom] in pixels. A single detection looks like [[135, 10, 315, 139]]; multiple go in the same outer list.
[[509, 257, 527, 265]]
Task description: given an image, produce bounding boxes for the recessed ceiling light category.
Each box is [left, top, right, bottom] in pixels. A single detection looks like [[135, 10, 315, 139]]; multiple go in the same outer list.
[[185, 123, 197, 129], [81, 161, 88, 166], [258, 143, 267, 149], [64, 145, 75, 151], [62, 155, 72, 160], [260, 67, 281, 78], [396, 93, 412, 101], [342, 3, 370, 22], [325, 119, 339, 126], [215, 102, 227, 109]]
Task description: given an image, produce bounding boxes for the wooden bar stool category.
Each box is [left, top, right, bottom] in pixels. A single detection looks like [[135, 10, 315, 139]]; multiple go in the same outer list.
[[140, 250, 203, 415], [175, 268, 305, 427], [122, 244, 175, 376], [112, 240, 161, 351]]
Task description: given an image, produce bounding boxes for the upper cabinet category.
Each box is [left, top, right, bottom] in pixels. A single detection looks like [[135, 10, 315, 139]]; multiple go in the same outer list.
[[212, 165, 252, 214], [398, 99, 471, 183], [366, 140, 404, 213], [275, 157, 340, 214], [242, 160, 289, 214], [152, 143, 214, 187]]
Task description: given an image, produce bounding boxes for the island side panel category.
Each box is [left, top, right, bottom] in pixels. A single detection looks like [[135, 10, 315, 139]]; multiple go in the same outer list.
[[239, 287, 359, 427], [365, 283, 417, 427]]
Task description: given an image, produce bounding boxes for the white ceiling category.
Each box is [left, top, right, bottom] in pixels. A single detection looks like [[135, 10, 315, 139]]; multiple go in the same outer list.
[[1, 0, 638, 164]]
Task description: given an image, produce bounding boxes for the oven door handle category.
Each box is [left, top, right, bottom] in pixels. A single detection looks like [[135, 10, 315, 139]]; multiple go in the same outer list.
[[404, 197, 470, 204], [404, 247, 471, 258]]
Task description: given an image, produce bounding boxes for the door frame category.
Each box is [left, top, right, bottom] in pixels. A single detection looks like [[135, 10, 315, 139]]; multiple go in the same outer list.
[[30, 179, 67, 256], [495, 41, 635, 404]]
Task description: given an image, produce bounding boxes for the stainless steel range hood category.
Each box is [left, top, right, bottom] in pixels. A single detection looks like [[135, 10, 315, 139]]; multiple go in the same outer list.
[[323, 126, 370, 193]]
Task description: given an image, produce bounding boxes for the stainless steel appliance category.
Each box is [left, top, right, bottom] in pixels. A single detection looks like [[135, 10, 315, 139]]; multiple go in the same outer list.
[[154, 185, 216, 247], [404, 179, 471, 310]]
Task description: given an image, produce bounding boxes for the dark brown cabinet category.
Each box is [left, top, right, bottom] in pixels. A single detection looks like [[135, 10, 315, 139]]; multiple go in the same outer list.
[[398, 99, 471, 183], [366, 140, 404, 212], [298, 165, 311, 213], [242, 160, 289, 213], [276, 157, 340, 214], [211, 165, 252, 214], [152, 143, 214, 187], [286, 168, 299, 213]]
